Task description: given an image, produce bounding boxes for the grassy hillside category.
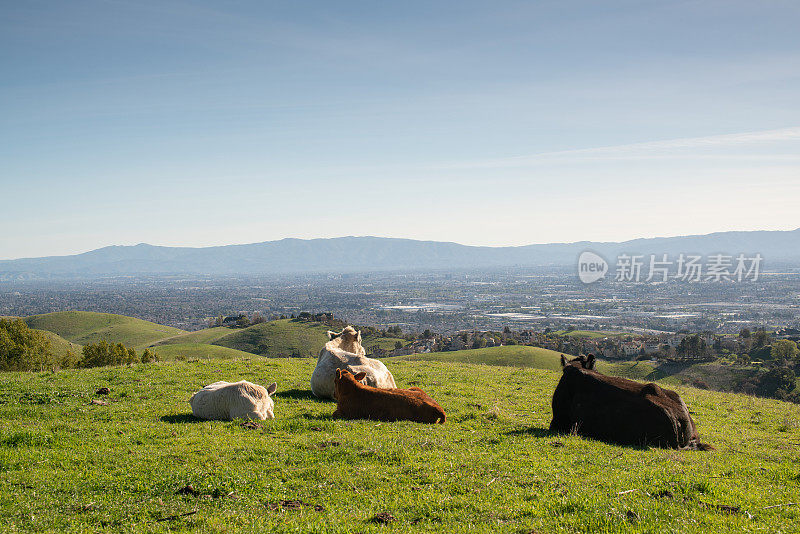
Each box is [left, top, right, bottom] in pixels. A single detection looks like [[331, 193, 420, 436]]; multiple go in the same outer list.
[[0, 359, 798, 533], [404, 345, 657, 381], [35, 329, 82, 362], [151, 327, 232, 347], [153, 343, 260, 361], [25, 311, 185, 349], [214, 319, 404, 358]]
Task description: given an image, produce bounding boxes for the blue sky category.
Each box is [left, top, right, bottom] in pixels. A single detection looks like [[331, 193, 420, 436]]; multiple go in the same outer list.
[[2, 0, 799, 259]]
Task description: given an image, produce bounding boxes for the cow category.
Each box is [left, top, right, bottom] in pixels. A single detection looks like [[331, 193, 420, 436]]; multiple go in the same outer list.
[[310, 326, 396, 399], [549, 354, 713, 450], [189, 380, 278, 421], [332, 369, 446, 424]]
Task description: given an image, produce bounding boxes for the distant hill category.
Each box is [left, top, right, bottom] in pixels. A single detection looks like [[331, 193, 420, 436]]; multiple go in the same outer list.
[[152, 343, 258, 361], [24, 311, 185, 349], [35, 329, 82, 362], [213, 319, 404, 358], [402, 346, 656, 381], [151, 327, 232, 347], [2, 228, 799, 278]]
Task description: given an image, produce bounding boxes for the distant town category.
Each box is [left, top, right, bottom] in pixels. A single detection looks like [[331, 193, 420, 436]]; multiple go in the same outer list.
[[3, 266, 798, 334]]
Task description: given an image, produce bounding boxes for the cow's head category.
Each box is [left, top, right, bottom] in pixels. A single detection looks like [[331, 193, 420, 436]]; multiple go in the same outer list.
[[262, 382, 278, 419], [333, 369, 367, 399], [560, 353, 596, 371], [327, 326, 364, 355]]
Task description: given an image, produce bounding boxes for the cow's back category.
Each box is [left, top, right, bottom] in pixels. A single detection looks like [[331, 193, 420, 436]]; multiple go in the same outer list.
[[551, 368, 697, 448], [190, 380, 272, 421]]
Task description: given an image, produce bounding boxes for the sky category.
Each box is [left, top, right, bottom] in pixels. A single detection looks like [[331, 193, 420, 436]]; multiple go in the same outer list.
[[2, 0, 799, 259]]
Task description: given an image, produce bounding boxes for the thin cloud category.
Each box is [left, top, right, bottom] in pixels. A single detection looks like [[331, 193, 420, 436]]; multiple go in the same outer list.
[[438, 127, 800, 169]]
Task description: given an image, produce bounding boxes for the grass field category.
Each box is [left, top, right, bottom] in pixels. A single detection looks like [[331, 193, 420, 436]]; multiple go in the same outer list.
[[35, 329, 82, 362], [153, 343, 261, 361], [1, 357, 799, 533], [25, 312, 185, 349], [214, 319, 404, 358], [404, 346, 657, 381], [151, 327, 233, 347]]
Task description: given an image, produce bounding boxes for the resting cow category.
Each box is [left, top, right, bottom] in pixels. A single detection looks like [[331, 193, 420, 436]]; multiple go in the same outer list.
[[549, 354, 712, 450], [310, 326, 396, 399], [332, 369, 446, 424], [190, 380, 277, 421]]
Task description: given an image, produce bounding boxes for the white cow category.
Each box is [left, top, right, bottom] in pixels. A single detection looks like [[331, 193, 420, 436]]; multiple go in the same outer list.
[[310, 326, 397, 399], [190, 380, 277, 421]]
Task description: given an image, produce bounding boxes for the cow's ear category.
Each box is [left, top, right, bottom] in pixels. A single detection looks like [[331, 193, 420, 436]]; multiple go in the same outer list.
[[586, 354, 596, 370], [327, 330, 337, 341], [560, 354, 567, 368], [336, 369, 343, 379], [357, 330, 362, 344], [267, 382, 277, 396], [353, 372, 367, 381]]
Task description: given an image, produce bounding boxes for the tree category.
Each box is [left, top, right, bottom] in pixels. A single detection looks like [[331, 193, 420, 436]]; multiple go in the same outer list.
[[79, 340, 138, 368], [753, 329, 770, 349], [739, 328, 751, 339], [214, 315, 224, 327], [394, 341, 403, 350], [422, 329, 433, 339], [0, 318, 55, 371], [758, 367, 796, 397], [141, 348, 158, 364], [771, 340, 799, 365]]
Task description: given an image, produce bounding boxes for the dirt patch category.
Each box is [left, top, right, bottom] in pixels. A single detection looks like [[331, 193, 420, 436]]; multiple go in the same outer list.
[[371, 512, 396, 524]]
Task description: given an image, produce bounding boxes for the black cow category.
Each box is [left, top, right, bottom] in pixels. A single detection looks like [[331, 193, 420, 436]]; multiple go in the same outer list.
[[549, 354, 713, 450]]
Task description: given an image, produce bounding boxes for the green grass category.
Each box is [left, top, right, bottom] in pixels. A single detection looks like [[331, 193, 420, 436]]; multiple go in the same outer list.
[[0, 358, 798, 533], [214, 319, 404, 358], [153, 343, 261, 361], [35, 329, 82, 362], [151, 327, 233, 347], [403, 345, 657, 381], [25, 311, 185, 349]]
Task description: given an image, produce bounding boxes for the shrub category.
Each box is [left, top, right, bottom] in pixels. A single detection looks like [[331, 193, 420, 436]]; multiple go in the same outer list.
[[79, 340, 138, 368], [0, 319, 56, 371]]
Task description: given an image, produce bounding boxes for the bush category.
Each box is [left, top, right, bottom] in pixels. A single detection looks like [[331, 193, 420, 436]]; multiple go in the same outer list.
[[79, 340, 138, 368], [0, 319, 56, 371], [140, 348, 158, 364]]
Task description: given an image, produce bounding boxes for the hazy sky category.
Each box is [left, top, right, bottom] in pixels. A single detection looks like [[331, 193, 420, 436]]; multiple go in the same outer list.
[[2, 1, 799, 259]]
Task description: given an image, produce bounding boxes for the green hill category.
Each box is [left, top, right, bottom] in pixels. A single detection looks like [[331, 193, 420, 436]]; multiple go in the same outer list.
[[35, 330, 82, 362], [152, 343, 259, 361], [403, 345, 656, 381], [0, 358, 798, 532], [24, 311, 185, 349], [151, 327, 232, 347], [213, 319, 404, 358]]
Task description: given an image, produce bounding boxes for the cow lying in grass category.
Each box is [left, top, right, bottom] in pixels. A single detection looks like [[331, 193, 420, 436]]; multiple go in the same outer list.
[[190, 380, 277, 421], [332, 369, 446, 424], [310, 326, 396, 399], [549, 354, 713, 450]]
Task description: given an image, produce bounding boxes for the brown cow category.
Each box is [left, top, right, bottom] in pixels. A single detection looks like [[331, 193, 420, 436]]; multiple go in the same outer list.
[[549, 354, 713, 450], [332, 369, 446, 424]]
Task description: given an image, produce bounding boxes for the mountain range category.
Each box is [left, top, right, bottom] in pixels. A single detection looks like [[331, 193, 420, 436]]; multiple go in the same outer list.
[[2, 228, 799, 278]]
